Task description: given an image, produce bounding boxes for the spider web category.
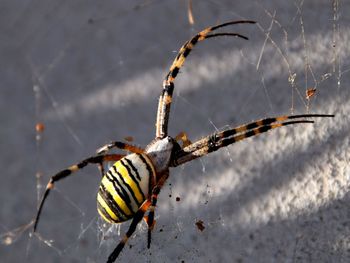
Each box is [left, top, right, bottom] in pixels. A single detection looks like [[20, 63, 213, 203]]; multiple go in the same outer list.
[[1, 0, 350, 262]]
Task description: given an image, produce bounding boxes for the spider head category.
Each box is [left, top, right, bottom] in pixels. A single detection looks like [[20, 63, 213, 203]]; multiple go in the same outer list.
[[145, 136, 177, 174]]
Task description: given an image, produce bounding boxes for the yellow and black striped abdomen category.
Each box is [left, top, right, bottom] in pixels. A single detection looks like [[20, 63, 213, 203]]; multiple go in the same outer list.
[[97, 153, 156, 223]]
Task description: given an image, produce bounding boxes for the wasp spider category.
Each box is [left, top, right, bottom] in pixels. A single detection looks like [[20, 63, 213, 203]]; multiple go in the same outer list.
[[33, 20, 334, 262]]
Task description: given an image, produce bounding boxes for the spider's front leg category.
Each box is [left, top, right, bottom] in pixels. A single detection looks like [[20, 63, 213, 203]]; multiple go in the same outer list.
[[155, 20, 256, 139]]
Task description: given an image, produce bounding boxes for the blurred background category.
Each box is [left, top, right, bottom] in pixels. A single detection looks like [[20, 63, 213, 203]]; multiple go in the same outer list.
[[1, 0, 350, 262]]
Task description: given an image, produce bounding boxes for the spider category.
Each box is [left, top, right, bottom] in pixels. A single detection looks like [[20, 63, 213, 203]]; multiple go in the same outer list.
[[33, 20, 334, 262]]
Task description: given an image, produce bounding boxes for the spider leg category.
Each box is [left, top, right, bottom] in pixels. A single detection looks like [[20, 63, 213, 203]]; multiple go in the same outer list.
[[156, 20, 256, 139], [146, 186, 160, 249], [97, 162, 105, 177], [94, 154, 125, 177], [96, 141, 144, 155], [33, 154, 124, 232], [107, 200, 151, 263], [106, 170, 169, 262], [171, 114, 334, 166], [146, 171, 169, 249], [95, 141, 143, 177]]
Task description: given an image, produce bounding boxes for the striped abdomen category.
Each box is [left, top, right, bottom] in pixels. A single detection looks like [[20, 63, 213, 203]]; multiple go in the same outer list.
[[97, 153, 156, 223]]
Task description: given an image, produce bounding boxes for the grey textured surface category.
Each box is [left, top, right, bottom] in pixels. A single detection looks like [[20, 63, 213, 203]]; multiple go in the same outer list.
[[1, 1, 350, 262]]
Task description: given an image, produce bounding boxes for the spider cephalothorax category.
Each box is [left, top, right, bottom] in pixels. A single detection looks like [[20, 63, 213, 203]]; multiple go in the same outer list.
[[145, 136, 179, 174], [33, 20, 334, 263]]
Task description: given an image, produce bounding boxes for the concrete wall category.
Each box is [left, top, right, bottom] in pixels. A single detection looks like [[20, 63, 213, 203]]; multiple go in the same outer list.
[[1, 1, 349, 262]]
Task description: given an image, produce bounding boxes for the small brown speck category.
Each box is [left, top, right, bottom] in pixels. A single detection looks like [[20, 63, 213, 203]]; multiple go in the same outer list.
[[306, 88, 316, 99], [124, 136, 134, 142], [195, 220, 205, 231], [35, 122, 45, 132], [176, 197, 180, 202]]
